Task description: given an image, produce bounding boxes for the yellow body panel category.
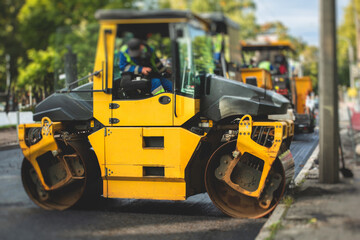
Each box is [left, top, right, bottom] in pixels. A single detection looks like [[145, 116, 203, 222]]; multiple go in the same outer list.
[[294, 76, 313, 114], [241, 40, 295, 51], [88, 128, 106, 177], [93, 24, 116, 126], [99, 18, 187, 24], [107, 179, 186, 200], [174, 96, 200, 126], [91, 21, 200, 127], [88, 127, 202, 199], [111, 93, 174, 126], [111, 94, 199, 127], [240, 68, 273, 90]]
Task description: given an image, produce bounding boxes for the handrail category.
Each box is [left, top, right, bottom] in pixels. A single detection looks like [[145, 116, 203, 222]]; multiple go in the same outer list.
[[65, 69, 102, 88], [104, 29, 112, 93]]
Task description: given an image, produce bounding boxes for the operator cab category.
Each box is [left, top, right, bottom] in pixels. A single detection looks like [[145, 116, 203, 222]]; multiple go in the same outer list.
[[241, 41, 296, 101], [91, 10, 215, 127], [97, 10, 215, 101], [113, 23, 171, 99]]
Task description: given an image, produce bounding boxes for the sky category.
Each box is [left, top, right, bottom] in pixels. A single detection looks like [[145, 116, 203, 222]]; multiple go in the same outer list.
[[253, 0, 351, 46]]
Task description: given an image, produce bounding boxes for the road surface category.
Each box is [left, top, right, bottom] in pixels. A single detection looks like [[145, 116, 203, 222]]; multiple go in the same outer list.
[[0, 131, 318, 240]]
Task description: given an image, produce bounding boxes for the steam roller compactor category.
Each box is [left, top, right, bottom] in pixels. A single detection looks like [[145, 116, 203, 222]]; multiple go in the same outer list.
[[18, 10, 294, 218]]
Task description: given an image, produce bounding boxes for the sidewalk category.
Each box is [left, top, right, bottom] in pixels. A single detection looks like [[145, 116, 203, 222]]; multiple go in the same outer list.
[[274, 166, 360, 240], [0, 127, 19, 150], [257, 127, 360, 239]]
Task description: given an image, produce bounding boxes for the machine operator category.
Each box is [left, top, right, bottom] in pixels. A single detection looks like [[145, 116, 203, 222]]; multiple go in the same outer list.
[[119, 38, 172, 95]]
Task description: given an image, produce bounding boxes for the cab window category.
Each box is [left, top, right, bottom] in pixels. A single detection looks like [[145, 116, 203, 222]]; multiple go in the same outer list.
[[178, 24, 214, 97], [112, 23, 172, 100]]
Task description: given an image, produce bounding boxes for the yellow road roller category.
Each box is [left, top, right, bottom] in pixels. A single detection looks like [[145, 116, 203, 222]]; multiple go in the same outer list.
[[18, 10, 294, 218]]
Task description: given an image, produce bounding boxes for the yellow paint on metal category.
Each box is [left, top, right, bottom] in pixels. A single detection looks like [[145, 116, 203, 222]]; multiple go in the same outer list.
[[174, 95, 200, 126], [107, 179, 186, 200], [88, 128, 108, 197], [235, 115, 291, 198], [285, 120, 295, 137], [88, 128, 106, 177], [93, 23, 116, 127], [93, 21, 200, 128], [99, 18, 187, 24], [18, 118, 62, 190], [111, 93, 174, 126], [294, 76, 313, 114], [209, 120, 213, 127], [240, 68, 273, 90], [241, 40, 295, 51], [102, 127, 201, 200], [110, 91, 199, 127]]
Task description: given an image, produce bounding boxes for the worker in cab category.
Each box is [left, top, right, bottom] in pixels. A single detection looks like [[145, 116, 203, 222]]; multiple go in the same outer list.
[[248, 58, 256, 68], [274, 53, 287, 75], [258, 57, 273, 72], [119, 38, 172, 95]]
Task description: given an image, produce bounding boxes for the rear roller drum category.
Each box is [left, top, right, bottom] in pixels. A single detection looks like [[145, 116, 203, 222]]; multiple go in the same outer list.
[[21, 140, 102, 210], [205, 140, 285, 218]]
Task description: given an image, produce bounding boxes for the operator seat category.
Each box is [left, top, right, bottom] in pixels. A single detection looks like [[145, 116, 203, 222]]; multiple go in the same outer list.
[[114, 72, 151, 99]]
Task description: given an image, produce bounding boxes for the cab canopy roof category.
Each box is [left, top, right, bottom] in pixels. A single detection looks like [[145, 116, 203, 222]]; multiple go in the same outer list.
[[95, 9, 209, 25], [200, 13, 239, 34], [241, 40, 295, 52]]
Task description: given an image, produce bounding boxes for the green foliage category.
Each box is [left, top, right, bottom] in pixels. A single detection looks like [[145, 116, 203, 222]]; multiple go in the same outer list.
[[282, 195, 294, 207], [52, 23, 100, 89], [337, 0, 360, 86], [160, 0, 257, 39], [158, 0, 188, 9], [15, 0, 136, 96], [259, 21, 288, 39], [191, 0, 257, 39], [258, 21, 307, 57], [0, 0, 24, 93], [17, 0, 109, 50], [0, 124, 17, 130], [308, 217, 317, 224], [17, 47, 56, 96], [193, 36, 215, 74], [302, 46, 319, 92], [266, 221, 283, 240]]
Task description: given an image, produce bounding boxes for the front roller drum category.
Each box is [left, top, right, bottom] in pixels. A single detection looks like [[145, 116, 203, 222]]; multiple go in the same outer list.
[[205, 140, 286, 218], [21, 140, 101, 210]]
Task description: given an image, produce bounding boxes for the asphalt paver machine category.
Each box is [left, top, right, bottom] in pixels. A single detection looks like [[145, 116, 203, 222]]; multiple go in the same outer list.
[[241, 41, 315, 132], [241, 41, 295, 100], [18, 10, 294, 218]]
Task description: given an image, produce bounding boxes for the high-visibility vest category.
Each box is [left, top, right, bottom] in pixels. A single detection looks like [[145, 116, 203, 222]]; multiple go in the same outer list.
[[258, 61, 272, 71], [120, 45, 158, 72]]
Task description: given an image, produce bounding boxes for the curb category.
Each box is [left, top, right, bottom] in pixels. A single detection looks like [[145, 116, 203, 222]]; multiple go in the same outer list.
[[0, 143, 20, 152], [255, 144, 319, 240]]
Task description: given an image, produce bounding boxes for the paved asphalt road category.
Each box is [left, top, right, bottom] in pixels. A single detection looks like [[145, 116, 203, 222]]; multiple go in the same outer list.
[[0, 132, 318, 240]]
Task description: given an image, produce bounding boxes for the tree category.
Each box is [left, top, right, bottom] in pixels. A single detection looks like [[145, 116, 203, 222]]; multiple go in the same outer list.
[[191, 0, 257, 39], [302, 45, 319, 92], [0, 0, 25, 111], [15, 0, 137, 99], [337, 0, 359, 86], [257, 21, 307, 57], [159, 0, 258, 40], [158, 0, 188, 9], [17, 47, 56, 101]]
